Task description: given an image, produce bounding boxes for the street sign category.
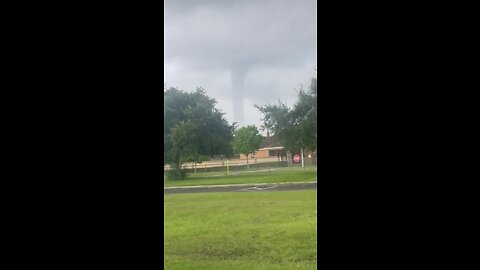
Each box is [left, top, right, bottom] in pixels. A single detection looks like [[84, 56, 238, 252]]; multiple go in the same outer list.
[[293, 154, 300, 162]]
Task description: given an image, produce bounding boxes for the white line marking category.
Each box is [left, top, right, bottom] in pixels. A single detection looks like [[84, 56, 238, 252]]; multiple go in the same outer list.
[[235, 185, 279, 192]]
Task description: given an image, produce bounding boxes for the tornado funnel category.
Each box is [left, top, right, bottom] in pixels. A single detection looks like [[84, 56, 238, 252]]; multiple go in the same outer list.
[[231, 64, 247, 127]]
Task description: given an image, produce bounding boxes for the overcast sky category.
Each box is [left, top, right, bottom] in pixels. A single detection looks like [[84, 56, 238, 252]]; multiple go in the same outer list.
[[164, 0, 317, 134]]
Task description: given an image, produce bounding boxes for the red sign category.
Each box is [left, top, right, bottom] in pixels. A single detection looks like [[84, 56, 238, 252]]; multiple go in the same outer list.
[[293, 154, 300, 162]]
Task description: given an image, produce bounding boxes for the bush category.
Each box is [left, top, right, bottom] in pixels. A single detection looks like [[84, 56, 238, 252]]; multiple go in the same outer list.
[[166, 167, 188, 180]]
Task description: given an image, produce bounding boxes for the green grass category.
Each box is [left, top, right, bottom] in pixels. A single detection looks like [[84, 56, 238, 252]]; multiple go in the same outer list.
[[164, 190, 317, 269], [164, 166, 317, 187]]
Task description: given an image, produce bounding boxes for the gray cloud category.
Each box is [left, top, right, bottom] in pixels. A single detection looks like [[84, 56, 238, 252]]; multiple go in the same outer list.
[[164, 0, 317, 129]]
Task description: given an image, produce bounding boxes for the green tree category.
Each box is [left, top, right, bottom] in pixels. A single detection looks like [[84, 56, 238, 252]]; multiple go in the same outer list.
[[259, 121, 273, 137], [164, 87, 235, 180], [255, 74, 317, 156], [232, 125, 262, 169]]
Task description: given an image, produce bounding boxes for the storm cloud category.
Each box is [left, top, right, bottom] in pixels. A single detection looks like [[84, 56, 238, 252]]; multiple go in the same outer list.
[[164, 0, 317, 129]]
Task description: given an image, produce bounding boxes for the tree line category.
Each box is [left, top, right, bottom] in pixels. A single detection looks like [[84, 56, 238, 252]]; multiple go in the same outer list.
[[164, 74, 317, 180]]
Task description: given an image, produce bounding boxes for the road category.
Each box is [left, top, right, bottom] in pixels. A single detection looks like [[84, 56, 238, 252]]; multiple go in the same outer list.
[[164, 182, 316, 194]]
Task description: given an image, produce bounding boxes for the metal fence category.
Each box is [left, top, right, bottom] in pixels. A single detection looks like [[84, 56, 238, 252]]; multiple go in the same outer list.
[[164, 156, 317, 174]]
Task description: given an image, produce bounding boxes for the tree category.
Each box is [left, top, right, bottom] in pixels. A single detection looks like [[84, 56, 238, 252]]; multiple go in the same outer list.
[[232, 125, 262, 169], [164, 87, 235, 180], [259, 121, 273, 137], [255, 74, 317, 157]]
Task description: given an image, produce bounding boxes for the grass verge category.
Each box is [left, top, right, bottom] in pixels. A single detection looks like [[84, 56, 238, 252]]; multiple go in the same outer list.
[[164, 166, 316, 187], [164, 190, 317, 269]]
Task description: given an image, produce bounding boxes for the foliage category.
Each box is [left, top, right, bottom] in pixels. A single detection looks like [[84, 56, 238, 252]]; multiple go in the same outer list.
[[259, 119, 273, 137], [164, 87, 235, 179], [232, 125, 262, 168], [232, 125, 262, 157], [165, 166, 188, 181], [255, 74, 317, 154]]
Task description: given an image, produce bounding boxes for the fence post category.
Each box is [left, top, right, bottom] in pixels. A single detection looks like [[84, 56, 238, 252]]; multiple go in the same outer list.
[[301, 148, 305, 168], [226, 159, 230, 175]]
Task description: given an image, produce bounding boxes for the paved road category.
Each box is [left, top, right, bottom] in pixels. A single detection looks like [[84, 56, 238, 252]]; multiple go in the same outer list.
[[164, 182, 316, 195]]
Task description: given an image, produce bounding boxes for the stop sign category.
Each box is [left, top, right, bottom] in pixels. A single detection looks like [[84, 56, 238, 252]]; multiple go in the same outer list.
[[293, 154, 300, 162]]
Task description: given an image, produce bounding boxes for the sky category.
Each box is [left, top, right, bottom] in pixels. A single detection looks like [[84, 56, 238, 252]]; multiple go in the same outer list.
[[164, 0, 317, 134]]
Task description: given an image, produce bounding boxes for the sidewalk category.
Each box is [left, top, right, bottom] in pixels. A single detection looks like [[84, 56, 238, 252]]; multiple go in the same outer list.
[[164, 180, 317, 189]]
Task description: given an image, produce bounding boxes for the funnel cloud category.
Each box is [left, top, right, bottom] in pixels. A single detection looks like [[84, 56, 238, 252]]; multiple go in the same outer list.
[[231, 61, 249, 126], [164, 0, 317, 131]]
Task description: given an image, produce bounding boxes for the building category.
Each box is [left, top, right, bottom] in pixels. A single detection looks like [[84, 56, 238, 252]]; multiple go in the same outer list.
[[239, 136, 286, 160]]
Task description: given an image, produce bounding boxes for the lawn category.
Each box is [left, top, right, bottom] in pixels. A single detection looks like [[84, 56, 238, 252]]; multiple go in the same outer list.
[[164, 166, 317, 187], [164, 190, 317, 270]]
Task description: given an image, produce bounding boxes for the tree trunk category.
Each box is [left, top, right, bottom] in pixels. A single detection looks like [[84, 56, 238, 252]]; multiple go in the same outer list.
[[246, 155, 249, 170]]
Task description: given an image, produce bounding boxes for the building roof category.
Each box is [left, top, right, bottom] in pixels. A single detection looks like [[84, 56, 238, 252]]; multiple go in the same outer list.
[[258, 146, 284, 151], [259, 136, 283, 149]]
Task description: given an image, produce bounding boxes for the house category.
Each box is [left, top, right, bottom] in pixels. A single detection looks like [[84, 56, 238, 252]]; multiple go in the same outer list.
[[239, 135, 286, 160]]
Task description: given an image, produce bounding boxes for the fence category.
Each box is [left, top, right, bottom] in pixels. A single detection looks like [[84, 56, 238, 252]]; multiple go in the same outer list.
[[164, 156, 317, 174]]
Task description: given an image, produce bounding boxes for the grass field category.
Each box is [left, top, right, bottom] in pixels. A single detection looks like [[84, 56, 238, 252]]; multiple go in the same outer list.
[[164, 166, 317, 187], [164, 190, 317, 270]]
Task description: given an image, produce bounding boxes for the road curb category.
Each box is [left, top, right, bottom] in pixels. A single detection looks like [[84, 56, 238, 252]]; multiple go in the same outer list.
[[164, 181, 317, 190]]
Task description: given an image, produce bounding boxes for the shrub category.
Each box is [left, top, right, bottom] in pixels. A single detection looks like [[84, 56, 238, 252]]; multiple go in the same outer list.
[[166, 167, 188, 180]]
